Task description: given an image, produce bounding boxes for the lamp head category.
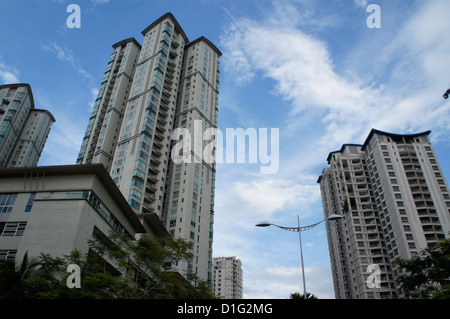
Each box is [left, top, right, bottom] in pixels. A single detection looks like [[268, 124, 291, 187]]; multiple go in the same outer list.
[[256, 221, 272, 227], [444, 89, 450, 99], [327, 214, 343, 221]]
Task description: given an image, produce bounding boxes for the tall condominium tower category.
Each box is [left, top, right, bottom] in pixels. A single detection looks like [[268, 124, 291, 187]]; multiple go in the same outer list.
[[76, 13, 221, 282], [318, 129, 450, 299], [213, 256, 243, 299], [0, 83, 55, 168]]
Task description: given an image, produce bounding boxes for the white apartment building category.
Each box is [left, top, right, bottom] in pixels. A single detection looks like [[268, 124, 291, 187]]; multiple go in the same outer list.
[[0, 83, 55, 168], [318, 129, 450, 299], [213, 256, 243, 299], [76, 13, 221, 282], [0, 164, 171, 271], [76, 38, 141, 171]]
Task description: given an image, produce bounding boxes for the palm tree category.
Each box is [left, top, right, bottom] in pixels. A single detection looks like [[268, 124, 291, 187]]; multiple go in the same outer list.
[[290, 292, 318, 299], [0, 251, 41, 298]]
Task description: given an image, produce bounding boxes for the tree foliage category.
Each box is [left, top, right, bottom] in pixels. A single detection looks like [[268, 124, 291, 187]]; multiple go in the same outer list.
[[0, 233, 215, 299], [395, 238, 450, 299], [289, 292, 318, 299]]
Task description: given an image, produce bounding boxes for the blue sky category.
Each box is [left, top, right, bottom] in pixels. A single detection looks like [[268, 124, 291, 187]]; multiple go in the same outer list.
[[1, 0, 450, 299]]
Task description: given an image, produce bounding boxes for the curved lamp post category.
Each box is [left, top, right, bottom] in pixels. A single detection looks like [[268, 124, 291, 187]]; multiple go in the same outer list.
[[256, 214, 343, 299]]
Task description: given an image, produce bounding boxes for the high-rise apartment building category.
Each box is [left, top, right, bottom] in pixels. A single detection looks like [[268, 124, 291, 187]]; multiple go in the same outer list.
[[318, 129, 450, 299], [0, 83, 55, 168], [213, 256, 243, 299], [76, 38, 141, 170], [76, 13, 221, 282]]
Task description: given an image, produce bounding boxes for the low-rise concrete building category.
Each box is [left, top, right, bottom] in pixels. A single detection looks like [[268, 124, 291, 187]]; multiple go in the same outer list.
[[0, 164, 168, 268]]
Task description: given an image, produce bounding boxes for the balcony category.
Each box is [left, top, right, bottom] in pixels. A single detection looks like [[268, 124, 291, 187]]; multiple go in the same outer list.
[[154, 131, 164, 141], [146, 183, 157, 193], [147, 173, 158, 183], [366, 226, 378, 233], [142, 206, 156, 214], [171, 38, 180, 48], [160, 94, 170, 105], [161, 88, 171, 98], [169, 49, 178, 59], [149, 164, 160, 173], [165, 71, 174, 80], [157, 117, 167, 126], [153, 139, 163, 149], [403, 165, 422, 173], [152, 148, 162, 157], [150, 156, 161, 166], [144, 190, 156, 202], [159, 101, 169, 111], [164, 81, 173, 92], [167, 59, 176, 72], [158, 108, 168, 119], [397, 144, 415, 154], [155, 123, 166, 134]]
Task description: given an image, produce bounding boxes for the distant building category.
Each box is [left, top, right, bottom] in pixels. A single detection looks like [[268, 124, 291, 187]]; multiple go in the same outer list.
[[0, 164, 169, 271], [0, 83, 55, 168], [213, 256, 243, 299], [318, 129, 450, 298], [75, 13, 221, 282]]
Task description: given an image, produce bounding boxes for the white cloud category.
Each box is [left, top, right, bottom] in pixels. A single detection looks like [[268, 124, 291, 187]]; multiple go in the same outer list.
[[92, 0, 110, 5], [0, 59, 20, 84], [213, 175, 321, 243], [88, 88, 99, 110], [221, 7, 378, 150], [40, 42, 94, 80], [245, 265, 334, 299], [215, 0, 450, 300], [232, 179, 319, 219], [34, 91, 90, 166], [354, 0, 368, 8], [220, 0, 450, 153], [39, 116, 84, 165]]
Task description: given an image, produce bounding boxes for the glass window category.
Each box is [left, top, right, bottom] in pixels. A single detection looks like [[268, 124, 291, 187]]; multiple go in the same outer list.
[[25, 193, 36, 212], [0, 222, 26, 236], [0, 193, 17, 213], [0, 250, 17, 262]]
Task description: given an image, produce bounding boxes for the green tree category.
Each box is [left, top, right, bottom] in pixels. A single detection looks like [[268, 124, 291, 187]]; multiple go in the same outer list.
[[0, 233, 215, 299], [0, 252, 41, 298], [289, 292, 318, 299], [89, 231, 214, 299], [395, 238, 450, 299]]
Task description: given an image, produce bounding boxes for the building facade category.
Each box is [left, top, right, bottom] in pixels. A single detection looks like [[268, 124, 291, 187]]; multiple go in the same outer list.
[[0, 83, 55, 168], [76, 38, 141, 171], [76, 13, 221, 282], [213, 256, 243, 299], [318, 129, 450, 299], [0, 164, 171, 271]]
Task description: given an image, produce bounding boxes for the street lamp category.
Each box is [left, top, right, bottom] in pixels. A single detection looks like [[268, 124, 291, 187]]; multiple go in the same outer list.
[[256, 214, 343, 299], [443, 88, 450, 99]]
